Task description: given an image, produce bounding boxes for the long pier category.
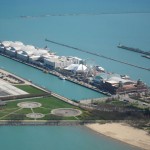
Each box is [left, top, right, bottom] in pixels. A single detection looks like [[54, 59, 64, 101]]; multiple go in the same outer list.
[[45, 39, 150, 72], [0, 53, 109, 96]]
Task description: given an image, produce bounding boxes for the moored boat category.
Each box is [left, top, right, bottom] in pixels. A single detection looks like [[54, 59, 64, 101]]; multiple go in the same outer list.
[[59, 75, 66, 80]]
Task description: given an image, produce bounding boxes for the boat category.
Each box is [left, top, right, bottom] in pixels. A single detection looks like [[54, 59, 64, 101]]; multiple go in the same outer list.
[[59, 75, 66, 80], [96, 66, 105, 72], [121, 75, 130, 79], [43, 70, 48, 73]]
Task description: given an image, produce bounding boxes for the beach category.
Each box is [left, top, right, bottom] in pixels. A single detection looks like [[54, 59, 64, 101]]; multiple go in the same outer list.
[[86, 123, 150, 150]]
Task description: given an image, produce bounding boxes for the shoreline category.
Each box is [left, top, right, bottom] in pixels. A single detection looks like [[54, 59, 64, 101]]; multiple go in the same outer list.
[[85, 123, 150, 150], [0, 120, 97, 126], [0, 68, 79, 107]]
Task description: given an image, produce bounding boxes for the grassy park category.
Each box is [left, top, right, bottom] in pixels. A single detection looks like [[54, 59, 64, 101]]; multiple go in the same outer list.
[[14, 85, 46, 94], [0, 94, 149, 121], [0, 96, 81, 120]]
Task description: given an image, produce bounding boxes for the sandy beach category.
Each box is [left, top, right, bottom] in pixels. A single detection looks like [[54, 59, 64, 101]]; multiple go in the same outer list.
[[86, 123, 150, 150]]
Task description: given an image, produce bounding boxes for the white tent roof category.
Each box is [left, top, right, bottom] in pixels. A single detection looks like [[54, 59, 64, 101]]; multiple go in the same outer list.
[[107, 76, 134, 84], [2, 41, 12, 47], [14, 41, 24, 46], [34, 49, 48, 56], [64, 64, 87, 72]]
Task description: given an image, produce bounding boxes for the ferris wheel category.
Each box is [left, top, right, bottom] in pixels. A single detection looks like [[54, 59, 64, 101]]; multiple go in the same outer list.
[[84, 59, 96, 76], [85, 59, 95, 69]]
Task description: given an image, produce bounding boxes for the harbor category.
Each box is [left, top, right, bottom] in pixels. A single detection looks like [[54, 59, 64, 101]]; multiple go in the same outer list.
[[0, 1, 150, 150]]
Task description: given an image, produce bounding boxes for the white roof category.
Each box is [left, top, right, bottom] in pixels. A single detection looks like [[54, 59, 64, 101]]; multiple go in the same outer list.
[[106, 76, 134, 84], [29, 55, 41, 60], [2, 41, 12, 47], [2, 41, 23, 48], [26, 45, 35, 49], [97, 66, 105, 71], [14, 41, 24, 45], [10, 42, 23, 47], [73, 57, 82, 60], [34, 49, 48, 56], [64, 64, 87, 71]]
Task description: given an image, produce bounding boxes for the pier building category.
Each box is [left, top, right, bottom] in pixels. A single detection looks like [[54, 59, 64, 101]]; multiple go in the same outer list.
[[64, 64, 87, 72], [0, 40, 148, 95], [92, 73, 148, 94]]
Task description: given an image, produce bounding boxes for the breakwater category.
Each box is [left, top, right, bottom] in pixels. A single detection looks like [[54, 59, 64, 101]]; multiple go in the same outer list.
[[0, 120, 98, 126], [45, 39, 150, 71], [20, 12, 150, 19], [117, 44, 150, 55], [142, 55, 150, 59]]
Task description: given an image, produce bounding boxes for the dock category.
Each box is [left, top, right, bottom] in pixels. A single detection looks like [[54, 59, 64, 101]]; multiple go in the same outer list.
[[0, 53, 109, 96]]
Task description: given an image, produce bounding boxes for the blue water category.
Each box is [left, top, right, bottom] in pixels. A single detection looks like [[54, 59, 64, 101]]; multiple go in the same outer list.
[[0, 1, 149, 149], [0, 55, 103, 100], [0, 126, 140, 150], [0, 0, 149, 86]]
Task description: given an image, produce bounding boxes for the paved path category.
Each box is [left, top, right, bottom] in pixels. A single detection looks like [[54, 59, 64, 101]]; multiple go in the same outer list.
[[51, 92, 79, 106], [0, 108, 22, 119]]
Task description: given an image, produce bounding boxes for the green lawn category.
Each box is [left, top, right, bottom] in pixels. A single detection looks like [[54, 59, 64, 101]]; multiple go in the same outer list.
[[14, 85, 46, 94], [0, 96, 148, 121], [0, 96, 81, 120]]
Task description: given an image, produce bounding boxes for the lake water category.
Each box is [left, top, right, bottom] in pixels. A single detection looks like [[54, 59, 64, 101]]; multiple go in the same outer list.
[[0, 126, 141, 150], [0, 0, 149, 149]]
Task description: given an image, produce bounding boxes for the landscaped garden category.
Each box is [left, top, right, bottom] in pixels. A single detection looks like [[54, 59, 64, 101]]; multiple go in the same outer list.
[[0, 96, 82, 120]]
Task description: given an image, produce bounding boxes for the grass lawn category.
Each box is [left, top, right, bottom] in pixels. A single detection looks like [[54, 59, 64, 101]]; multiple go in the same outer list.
[[14, 85, 46, 94], [0, 96, 82, 120]]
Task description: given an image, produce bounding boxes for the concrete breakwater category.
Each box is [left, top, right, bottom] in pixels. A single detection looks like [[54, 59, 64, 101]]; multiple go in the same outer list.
[[0, 120, 98, 126], [118, 44, 150, 56], [45, 39, 150, 71], [20, 12, 150, 19], [0, 120, 135, 126]]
